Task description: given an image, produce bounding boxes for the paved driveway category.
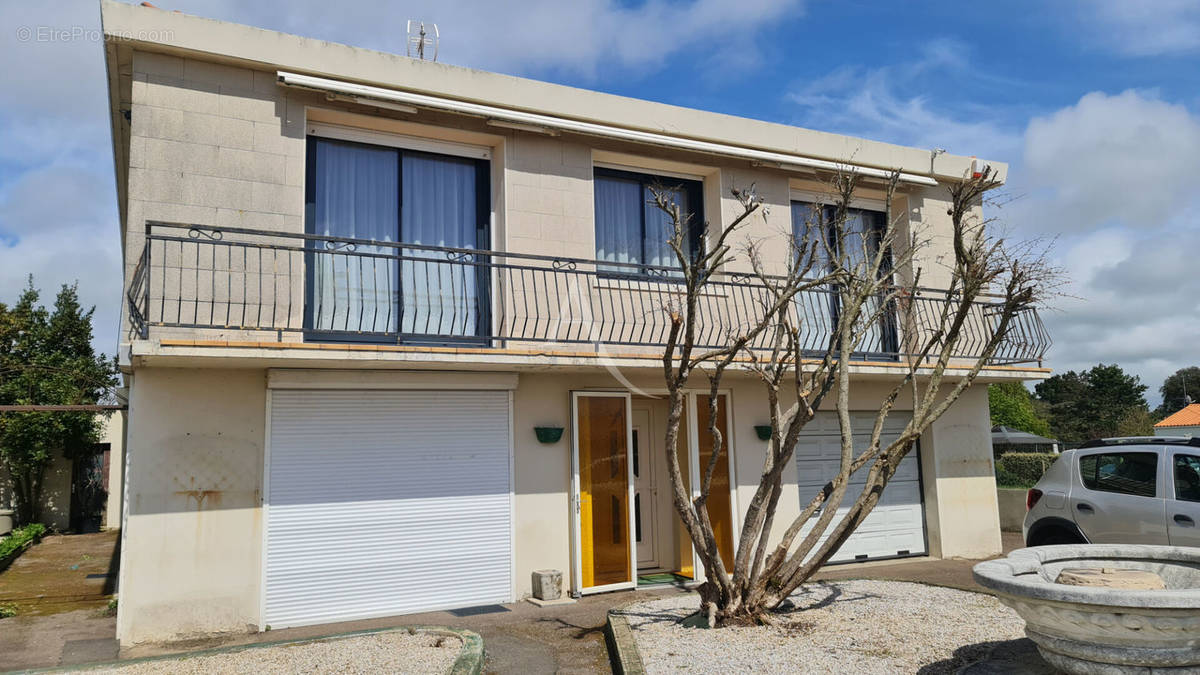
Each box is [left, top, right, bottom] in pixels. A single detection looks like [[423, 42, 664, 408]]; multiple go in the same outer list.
[[2, 530, 1024, 673], [0, 530, 120, 671]]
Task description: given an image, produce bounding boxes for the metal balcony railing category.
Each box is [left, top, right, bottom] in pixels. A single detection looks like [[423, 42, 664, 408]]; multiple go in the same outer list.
[[127, 221, 1051, 366]]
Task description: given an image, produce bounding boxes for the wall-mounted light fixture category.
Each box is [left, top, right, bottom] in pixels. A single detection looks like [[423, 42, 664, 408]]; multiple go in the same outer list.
[[754, 425, 773, 441], [534, 426, 564, 444]]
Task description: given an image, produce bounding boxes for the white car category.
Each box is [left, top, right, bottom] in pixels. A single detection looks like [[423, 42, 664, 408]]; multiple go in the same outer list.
[[1023, 436, 1200, 547]]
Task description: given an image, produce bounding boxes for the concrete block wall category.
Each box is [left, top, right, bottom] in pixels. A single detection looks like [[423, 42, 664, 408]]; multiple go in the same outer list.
[[117, 367, 266, 644], [120, 47, 974, 354], [124, 51, 305, 344]]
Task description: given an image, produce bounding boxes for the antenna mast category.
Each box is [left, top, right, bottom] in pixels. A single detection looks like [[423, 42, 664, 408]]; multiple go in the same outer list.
[[406, 20, 439, 62]]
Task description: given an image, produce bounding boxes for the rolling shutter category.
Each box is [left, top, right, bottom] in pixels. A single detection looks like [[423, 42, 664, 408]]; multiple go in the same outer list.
[[265, 389, 512, 628], [794, 411, 926, 562]]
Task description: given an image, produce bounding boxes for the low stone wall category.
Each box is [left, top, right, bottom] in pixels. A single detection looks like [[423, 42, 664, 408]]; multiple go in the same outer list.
[[996, 488, 1028, 533]]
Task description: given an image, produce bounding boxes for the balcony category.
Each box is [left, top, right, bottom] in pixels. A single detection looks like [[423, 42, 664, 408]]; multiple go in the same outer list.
[[127, 221, 1051, 367]]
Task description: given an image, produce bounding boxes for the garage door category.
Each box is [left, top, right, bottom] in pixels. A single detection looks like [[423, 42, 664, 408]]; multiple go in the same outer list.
[[265, 389, 512, 628], [794, 411, 926, 563]]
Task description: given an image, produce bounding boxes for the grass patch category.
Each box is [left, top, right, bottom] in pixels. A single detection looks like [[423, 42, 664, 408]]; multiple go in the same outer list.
[[0, 523, 46, 559]]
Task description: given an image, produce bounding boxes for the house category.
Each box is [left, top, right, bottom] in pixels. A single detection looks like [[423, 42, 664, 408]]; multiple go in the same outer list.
[[99, 1, 1050, 645], [1155, 404, 1200, 438], [0, 412, 124, 532]]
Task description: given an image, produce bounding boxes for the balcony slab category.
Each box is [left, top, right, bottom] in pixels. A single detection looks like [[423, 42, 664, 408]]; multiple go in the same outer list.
[[124, 338, 1050, 381]]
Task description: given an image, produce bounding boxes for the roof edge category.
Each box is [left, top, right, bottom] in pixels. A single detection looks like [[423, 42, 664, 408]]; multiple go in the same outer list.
[[99, 0, 1007, 184]]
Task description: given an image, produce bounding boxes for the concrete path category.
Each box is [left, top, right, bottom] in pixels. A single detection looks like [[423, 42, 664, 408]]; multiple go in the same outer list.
[[121, 587, 693, 674], [813, 531, 1026, 591], [0, 530, 121, 671], [3, 530, 1035, 673]]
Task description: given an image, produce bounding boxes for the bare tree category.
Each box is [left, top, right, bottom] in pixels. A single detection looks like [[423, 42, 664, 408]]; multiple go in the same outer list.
[[652, 167, 1054, 627]]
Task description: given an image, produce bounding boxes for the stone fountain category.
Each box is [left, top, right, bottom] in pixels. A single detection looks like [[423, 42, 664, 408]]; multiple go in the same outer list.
[[973, 544, 1200, 673]]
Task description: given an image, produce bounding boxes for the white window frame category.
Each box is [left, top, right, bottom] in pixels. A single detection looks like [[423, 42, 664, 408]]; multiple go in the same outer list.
[[789, 188, 887, 214], [307, 122, 491, 160]]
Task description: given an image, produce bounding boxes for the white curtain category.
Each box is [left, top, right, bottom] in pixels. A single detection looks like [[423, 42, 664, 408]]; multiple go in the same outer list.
[[595, 175, 694, 272], [643, 184, 689, 269], [400, 153, 479, 337], [791, 201, 836, 342], [309, 139, 398, 334], [842, 209, 888, 354], [595, 175, 642, 270]]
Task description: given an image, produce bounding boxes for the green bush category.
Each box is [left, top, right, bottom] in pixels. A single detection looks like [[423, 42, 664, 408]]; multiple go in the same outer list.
[[0, 523, 46, 559], [995, 465, 1027, 489], [0, 603, 17, 619], [998, 452, 1057, 488]]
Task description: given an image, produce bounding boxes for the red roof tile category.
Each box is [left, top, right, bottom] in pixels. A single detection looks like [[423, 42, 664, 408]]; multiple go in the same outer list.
[[1155, 404, 1200, 428]]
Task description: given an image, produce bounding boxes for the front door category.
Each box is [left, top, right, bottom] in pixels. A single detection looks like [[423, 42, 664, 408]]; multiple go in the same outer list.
[[632, 407, 659, 570], [570, 392, 635, 594]]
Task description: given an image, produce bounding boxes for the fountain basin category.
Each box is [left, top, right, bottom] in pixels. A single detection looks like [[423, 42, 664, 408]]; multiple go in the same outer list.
[[973, 545, 1200, 674]]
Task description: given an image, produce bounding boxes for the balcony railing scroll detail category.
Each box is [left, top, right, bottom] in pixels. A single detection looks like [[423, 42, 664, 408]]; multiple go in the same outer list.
[[126, 221, 1051, 366]]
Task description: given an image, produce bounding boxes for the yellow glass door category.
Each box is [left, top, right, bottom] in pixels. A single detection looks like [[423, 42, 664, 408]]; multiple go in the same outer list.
[[571, 392, 635, 593], [696, 394, 736, 569]]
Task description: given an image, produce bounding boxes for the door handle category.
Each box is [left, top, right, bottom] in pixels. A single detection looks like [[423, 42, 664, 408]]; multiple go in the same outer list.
[[1075, 503, 1094, 513], [1174, 514, 1195, 526]]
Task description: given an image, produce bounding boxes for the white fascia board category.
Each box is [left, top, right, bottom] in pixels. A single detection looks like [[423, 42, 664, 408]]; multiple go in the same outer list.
[[266, 369, 519, 390], [278, 71, 939, 186]]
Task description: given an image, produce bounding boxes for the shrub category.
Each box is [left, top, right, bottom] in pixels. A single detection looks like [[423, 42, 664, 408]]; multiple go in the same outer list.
[[995, 465, 1026, 489], [998, 452, 1057, 488], [0, 523, 46, 560], [0, 603, 16, 619]]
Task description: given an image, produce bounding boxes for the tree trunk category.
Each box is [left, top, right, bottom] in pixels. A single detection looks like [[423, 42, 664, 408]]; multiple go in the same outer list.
[[10, 465, 46, 526]]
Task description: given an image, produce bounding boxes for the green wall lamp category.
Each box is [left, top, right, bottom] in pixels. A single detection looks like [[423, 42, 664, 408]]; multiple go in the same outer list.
[[754, 425, 773, 441]]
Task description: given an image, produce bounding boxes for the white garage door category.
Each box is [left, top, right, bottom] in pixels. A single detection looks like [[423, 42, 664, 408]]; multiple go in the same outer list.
[[265, 389, 512, 628], [795, 411, 926, 563]]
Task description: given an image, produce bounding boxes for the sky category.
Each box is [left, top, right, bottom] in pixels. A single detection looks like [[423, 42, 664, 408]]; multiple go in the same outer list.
[[2, 0, 1198, 407]]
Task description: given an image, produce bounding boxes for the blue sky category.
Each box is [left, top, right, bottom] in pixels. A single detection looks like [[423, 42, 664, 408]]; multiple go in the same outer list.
[[2, 0, 1199, 406]]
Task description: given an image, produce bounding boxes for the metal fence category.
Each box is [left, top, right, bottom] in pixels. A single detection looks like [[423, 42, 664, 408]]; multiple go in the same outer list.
[[127, 221, 1050, 365]]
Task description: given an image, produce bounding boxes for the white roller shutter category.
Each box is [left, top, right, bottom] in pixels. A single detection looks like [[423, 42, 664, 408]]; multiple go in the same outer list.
[[794, 411, 926, 562], [265, 389, 512, 628]]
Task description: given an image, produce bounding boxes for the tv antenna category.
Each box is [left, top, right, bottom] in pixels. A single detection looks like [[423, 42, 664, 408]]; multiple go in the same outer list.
[[406, 21, 439, 62]]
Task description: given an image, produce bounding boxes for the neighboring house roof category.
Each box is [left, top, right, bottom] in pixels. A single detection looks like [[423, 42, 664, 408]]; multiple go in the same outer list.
[[991, 426, 1058, 446], [1155, 404, 1200, 428]]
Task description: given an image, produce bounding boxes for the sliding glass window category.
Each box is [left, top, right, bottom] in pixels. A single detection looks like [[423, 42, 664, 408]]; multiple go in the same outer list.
[[304, 135, 489, 342], [791, 202, 898, 358], [594, 167, 703, 274]]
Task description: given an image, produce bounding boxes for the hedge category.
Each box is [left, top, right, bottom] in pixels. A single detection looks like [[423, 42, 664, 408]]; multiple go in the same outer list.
[[997, 452, 1057, 488], [0, 523, 46, 572]]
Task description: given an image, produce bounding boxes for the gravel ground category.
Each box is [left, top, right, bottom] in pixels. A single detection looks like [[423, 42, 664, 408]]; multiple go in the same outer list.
[[80, 630, 463, 675], [620, 580, 1025, 674]]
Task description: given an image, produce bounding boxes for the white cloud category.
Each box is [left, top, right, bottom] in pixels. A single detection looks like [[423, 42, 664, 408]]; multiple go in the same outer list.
[[1021, 90, 1200, 233], [0, 1, 119, 354], [0, 190, 122, 360], [1018, 91, 1200, 404], [786, 59, 1200, 405], [786, 38, 1023, 161], [178, 0, 804, 78], [1077, 0, 1200, 56]]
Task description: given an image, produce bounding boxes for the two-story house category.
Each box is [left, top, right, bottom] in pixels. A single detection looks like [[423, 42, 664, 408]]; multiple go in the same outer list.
[[100, 1, 1049, 645]]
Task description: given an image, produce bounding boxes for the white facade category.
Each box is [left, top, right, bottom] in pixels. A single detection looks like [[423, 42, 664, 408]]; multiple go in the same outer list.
[[100, 1, 1045, 645]]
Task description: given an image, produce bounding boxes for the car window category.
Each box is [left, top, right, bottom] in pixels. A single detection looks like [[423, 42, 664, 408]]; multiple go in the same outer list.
[[1174, 454, 1200, 503], [1079, 452, 1157, 498]]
